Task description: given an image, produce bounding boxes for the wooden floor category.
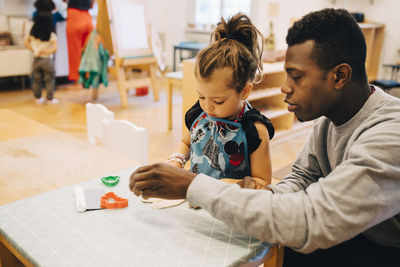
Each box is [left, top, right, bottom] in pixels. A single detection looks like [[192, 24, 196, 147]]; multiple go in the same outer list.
[[0, 76, 312, 178]]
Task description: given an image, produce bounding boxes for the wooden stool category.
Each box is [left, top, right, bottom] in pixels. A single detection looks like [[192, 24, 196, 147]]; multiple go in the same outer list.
[[165, 71, 183, 130], [114, 57, 159, 108]]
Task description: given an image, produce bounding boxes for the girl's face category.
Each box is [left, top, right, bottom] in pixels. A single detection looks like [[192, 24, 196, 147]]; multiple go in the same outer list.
[[195, 68, 252, 120]]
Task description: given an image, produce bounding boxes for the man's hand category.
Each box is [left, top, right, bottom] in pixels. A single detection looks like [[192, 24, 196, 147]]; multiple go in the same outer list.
[[129, 163, 197, 199]]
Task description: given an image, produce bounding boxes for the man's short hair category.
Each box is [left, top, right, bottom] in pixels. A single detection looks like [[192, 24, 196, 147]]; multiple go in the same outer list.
[[286, 8, 367, 82]]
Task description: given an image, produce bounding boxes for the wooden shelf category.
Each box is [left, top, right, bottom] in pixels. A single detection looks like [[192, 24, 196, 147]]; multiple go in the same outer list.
[[259, 108, 291, 120], [262, 62, 285, 74], [249, 66, 294, 130], [248, 87, 282, 102], [359, 22, 385, 82]]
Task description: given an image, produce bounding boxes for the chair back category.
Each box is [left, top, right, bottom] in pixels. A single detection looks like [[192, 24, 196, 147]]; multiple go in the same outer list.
[[101, 119, 148, 165], [86, 103, 114, 144], [371, 64, 400, 90]]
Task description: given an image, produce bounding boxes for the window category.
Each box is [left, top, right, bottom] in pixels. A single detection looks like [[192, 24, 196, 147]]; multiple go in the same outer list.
[[194, 0, 252, 26]]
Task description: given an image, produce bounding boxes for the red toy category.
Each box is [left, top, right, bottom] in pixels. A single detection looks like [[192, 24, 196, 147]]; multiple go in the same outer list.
[[100, 192, 128, 209], [136, 86, 149, 96]]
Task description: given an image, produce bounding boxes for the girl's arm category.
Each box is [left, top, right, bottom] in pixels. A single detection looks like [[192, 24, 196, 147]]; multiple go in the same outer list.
[[167, 128, 191, 168], [23, 35, 32, 50], [247, 121, 272, 187], [39, 37, 58, 56]]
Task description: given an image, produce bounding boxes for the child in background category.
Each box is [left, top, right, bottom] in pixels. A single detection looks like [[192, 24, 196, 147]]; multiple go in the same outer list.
[[33, 0, 55, 13], [24, 11, 58, 104], [32, 0, 66, 29], [168, 13, 275, 189]]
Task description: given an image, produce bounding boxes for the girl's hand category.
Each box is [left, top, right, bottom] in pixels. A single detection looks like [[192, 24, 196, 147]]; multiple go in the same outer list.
[[237, 176, 267, 189], [188, 203, 201, 209], [166, 160, 183, 168]]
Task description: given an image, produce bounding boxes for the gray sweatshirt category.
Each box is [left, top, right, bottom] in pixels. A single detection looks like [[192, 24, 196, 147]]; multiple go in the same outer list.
[[187, 87, 400, 253]]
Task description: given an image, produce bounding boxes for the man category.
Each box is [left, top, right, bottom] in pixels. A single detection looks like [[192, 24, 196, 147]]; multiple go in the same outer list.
[[130, 9, 400, 266]]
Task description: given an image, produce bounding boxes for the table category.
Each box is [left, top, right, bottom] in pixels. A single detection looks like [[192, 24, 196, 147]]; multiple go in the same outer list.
[[173, 42, 207, 71], [0, 167, 271, 267]]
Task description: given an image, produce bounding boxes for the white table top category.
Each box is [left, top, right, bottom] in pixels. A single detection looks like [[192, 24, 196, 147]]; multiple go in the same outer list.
[[0, 167, 271, 267]]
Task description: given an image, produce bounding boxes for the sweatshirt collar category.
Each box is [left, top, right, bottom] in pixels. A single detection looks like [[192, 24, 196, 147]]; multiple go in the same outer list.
[[332, 85, 383, 134]]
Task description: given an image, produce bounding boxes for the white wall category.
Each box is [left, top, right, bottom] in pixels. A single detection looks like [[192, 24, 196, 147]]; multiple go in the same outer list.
[[252, 0, 400, 78], [253, 0, 326, 50], [2, 0, 399, 77], [0, 0, 34, 16], [152, 0, 400, 74], [146, 0, 187, 70]]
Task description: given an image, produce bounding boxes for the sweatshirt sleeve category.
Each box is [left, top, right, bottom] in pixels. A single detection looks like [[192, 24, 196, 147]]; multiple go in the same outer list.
[[269, 121, 325, 194], [187, 118, 400, 253]]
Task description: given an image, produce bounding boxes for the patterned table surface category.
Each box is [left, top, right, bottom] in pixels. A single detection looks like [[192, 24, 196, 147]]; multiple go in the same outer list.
[[0, 167, 270, 267]]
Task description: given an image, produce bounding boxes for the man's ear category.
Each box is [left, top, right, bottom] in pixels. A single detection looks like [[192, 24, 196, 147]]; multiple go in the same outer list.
[[241, 82, 253, 99], [332, 63, 352, 90]]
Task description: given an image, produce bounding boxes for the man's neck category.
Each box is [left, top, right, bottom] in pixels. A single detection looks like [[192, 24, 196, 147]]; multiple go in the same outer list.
[[330, 81, 371, 126]]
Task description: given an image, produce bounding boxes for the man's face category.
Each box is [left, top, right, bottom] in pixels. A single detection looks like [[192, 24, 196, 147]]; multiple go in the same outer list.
[[282, 40, 337, 122]]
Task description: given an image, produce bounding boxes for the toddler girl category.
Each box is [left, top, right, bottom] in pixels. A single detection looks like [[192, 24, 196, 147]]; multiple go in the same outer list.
[[168, 13, 274, 189]]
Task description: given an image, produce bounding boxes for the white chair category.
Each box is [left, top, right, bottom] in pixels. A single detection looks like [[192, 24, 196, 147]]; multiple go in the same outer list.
[[86, 103, 114, 144], [101, 119, 148, 165]]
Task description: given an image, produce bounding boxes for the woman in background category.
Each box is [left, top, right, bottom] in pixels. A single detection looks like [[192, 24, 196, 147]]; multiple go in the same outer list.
[[66, 0, 94, 85]]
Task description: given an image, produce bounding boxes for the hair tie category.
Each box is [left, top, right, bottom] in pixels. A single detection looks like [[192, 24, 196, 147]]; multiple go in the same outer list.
[[218, 31, 238, 41]]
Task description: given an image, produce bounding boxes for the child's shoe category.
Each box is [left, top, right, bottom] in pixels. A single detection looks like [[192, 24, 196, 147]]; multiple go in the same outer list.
[[35, 97, 45, 104], [47, 98, 59, 104]]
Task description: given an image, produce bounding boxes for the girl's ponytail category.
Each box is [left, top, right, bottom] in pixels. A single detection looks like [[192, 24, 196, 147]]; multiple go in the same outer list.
[[196, 13, 264, 92]]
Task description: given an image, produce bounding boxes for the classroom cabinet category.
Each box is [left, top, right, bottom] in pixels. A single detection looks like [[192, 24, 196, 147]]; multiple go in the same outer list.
[[248, 63, 294, 131]]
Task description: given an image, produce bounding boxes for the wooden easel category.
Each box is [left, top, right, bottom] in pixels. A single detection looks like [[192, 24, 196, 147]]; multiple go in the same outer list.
[[97, 0, 159, 108]]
